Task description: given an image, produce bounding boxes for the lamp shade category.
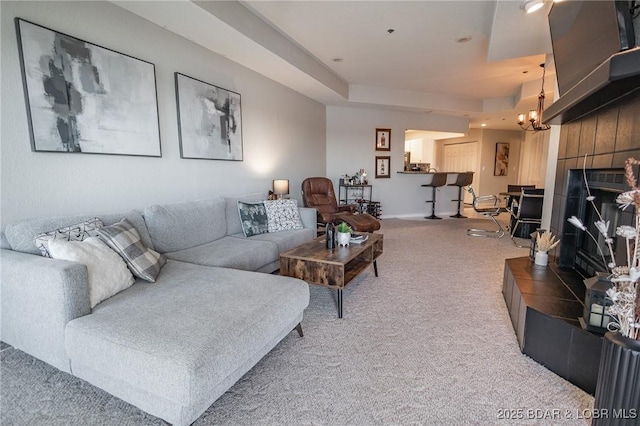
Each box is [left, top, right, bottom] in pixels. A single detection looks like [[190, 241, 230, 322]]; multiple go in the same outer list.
[[273, 179, 289, 196]]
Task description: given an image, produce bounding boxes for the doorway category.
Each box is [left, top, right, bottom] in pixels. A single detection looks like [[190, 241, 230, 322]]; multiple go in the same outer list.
[[443, 141, 478, 204]]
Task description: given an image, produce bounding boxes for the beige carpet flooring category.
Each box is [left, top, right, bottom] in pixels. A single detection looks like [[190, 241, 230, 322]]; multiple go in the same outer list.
[[1, 216, 595, 425]]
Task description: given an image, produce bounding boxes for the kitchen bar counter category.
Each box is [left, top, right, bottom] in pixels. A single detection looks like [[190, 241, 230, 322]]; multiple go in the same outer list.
[[395, 171, 470, 217]]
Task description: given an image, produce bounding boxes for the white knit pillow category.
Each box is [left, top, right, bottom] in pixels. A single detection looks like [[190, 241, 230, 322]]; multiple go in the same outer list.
[[48, 237, 135, 308], [263, 199, 303, 233]]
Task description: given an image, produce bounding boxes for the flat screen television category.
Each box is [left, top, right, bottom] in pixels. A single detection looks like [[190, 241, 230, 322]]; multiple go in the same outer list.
[[548, 0, 636, 97]]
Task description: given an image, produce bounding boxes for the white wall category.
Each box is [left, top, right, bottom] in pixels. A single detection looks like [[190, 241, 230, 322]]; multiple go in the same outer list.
[[0, 1, 326, 228], [326, 105, 468, 217]]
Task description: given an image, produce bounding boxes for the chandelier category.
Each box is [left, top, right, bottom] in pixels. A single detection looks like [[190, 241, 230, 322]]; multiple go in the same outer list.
[[517, 63, 551, 132]]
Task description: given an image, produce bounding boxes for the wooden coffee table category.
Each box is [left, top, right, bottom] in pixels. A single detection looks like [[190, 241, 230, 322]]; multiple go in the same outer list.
[[279, 233, 383, 318]]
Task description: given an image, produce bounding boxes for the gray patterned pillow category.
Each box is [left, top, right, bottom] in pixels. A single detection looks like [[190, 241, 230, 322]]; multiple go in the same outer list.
[[34, 217, 103, 257], [264, 199, 303, 233], [96, 218, 166, 282], [237, 201, 269, 237]]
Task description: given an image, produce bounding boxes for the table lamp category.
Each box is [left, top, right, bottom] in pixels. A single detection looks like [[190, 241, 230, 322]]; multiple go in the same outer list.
[[273, 179, 289, 199]]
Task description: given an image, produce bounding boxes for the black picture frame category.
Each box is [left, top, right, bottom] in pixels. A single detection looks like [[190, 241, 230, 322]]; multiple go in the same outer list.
[[15, 18, 161, 156], [175, 72, 243, 161]]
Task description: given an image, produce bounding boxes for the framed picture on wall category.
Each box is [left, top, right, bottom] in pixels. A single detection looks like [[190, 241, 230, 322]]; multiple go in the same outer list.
[[494, 142, 509, 176], [175, 73, 243, 161], [375, 156, 391, 178], [375, 128, 391, 151], [15, 18, 161, 156]]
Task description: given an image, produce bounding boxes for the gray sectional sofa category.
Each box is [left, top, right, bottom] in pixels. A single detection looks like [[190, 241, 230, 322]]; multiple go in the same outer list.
[[0, 193, 315, 425]]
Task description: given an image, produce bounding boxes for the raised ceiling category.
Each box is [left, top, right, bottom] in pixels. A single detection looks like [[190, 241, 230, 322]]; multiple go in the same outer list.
[[114, 0, 556, 131]]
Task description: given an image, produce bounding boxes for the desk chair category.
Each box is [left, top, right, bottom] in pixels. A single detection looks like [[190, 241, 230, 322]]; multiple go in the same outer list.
[[421, 172, 448, 219], [509, 188, 544, 247], [301, 177, 380, 233], [448, 172, 474, 218], [466, 187, 505, 238]]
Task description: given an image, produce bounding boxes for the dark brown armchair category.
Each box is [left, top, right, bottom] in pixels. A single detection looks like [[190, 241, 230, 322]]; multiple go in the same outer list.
[[301, 177, 380, 232]]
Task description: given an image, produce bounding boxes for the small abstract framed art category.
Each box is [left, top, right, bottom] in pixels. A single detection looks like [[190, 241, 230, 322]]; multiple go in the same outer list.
[[175, 73, 243, 161], [15, 18, 161, 156]]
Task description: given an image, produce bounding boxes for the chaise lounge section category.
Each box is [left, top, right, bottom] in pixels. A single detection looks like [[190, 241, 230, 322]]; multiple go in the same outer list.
[[1, 193, 315, 425]]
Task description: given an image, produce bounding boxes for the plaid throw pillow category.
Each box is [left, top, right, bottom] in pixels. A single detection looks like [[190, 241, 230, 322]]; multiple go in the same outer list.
[[34, 217, 103, 257], [97, 218, 166, 282]]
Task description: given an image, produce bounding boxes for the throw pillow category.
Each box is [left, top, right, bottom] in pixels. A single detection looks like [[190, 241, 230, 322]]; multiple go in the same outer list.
[[47, 237, 135, 309], [34, 217, 104, 257], [96, 218, 166, 282], [237, 201, 269, 237], [264, 199, 303, 233]]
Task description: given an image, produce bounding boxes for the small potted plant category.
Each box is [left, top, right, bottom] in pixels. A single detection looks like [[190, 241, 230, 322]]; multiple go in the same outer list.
[[336, 222, 352, 246], [534, 230, 560, 266]]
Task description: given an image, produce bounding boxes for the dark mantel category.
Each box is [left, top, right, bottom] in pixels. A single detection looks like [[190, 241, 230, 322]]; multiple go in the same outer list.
[[544, 47, 640, 125]]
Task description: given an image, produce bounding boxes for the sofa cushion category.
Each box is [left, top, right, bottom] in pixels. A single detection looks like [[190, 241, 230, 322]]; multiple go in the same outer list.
[[163, 236, 278, 271], [264, 199, 304, 233], [144, 198, 226, 253], [239, 227, 316, 253], [237, 201, 269, 237], [0, 232, 10, 249], [48, 237, 134, 308], [97, 219, 166, 282], [34, 217, 104, 257], [224, 192, 265, 235], [64, 260, 309, 408], [5, 210, 154, 256]]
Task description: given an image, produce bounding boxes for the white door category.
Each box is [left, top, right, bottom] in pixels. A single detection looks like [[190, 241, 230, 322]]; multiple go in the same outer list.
[[443, 141, 478, 204]]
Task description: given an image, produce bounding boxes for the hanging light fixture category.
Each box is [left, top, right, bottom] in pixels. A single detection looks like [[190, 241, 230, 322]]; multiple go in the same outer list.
[[517, 63, 551, 132]]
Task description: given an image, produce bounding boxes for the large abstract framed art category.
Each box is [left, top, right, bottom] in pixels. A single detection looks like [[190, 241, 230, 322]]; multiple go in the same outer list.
[[175, 73, 243, 161], [15, 18, 161, 156]]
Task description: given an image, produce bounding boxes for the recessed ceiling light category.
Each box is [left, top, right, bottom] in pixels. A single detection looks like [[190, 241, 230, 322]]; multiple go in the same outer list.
[[523, 0, 544, 14], [455, 36, 472, 43], [481, 123, 487, 127], [331, 57, 344, 63]]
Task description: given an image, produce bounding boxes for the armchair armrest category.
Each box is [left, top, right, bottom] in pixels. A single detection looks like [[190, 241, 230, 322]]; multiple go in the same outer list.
[[1, 249, 90, 373]]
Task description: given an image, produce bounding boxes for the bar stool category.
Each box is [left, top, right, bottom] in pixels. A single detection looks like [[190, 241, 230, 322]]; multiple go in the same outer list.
[[448, 172, 474, 218], [421, 172, 448, 219]]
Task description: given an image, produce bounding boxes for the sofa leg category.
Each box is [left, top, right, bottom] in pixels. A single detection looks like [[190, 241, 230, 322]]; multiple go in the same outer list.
[[294, 323, 304, 337]]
